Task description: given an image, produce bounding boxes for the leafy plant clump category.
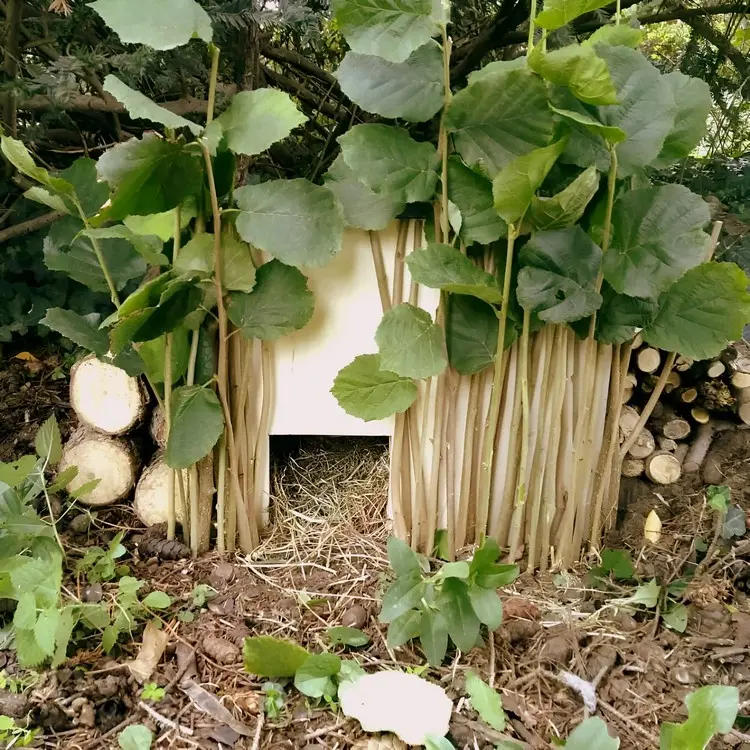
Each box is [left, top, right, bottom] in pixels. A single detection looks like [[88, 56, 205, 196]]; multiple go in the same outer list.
[[380, 537, 518, 665]]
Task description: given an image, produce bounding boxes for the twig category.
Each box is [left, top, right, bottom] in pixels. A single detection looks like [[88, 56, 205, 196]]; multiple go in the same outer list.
[[599, 699, 660, 745], [302, 719, 348, 741], [138, 700, 194, 736], [250, 712, 264, 750]]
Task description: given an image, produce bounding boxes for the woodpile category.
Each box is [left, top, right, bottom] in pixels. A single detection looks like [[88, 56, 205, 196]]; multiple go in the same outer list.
[[618, 339, 750, 485]]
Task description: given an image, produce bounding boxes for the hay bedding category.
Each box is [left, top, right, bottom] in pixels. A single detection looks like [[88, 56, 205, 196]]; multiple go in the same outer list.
[[1, 436, 748, 749]]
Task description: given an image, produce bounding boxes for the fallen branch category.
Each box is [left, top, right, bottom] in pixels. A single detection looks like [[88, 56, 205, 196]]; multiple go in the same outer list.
[[0, 210, 63, 244]]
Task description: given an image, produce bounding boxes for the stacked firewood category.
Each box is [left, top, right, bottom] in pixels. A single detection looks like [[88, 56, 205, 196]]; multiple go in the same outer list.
[[619, 336, 750, 485]]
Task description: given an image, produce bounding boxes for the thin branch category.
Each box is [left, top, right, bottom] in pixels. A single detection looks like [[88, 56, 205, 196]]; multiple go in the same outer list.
[[0, 210, 63, 244], [261, 65, 345, 121], [261, 46, 338, 89], [685, 12, 750, 80]]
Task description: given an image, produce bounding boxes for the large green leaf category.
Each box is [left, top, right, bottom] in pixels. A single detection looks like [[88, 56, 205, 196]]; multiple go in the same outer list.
[[467, 585, 503, 630], [387, 536, 423, 576], [559, 46, 675, 177], [527, 166, 599, 231], [227, 260, 314, 340], [39, 308, 110, 356], [138, 328, 190, 384], [446, 295, 498, 375], [243, 636, 310, 677], [566, 717, 619, 750], [536, 0, 612, 30], [103, 75, 202, 135], [332, 0, 440, 63], [1, 136, 74, 197], [582, 24, 644, 48], [643, 263, 750, 361], [420, 609, 448, 666], [295, 653, 341, 699], [336, 41, 443, 121], [60, 157, 109, 217], [80, 225, 168, 266], [235, 179, 343, 268], [96, 134, 203, 221], [467, 58, 527, 85], [517, 226, 602, 323], [174, 229, 256, 292], [387, 609, 422, 648], [447, 157, 506, 245], [375, 302, 447, 379], [165, 386, 224, 469], [332, 354, 418, 421], [88, 0, 212, 49], [443, 69, 554, 178], [380, 573, 426, 622], [324, 154, 404, 231], [43, 217, 147, 292], [211, 89, 306, 156], [659, 685, 738, 750], [603, 184, 709, 299], [529, 45, 617, 105], [652, 72, 712, 167], [493, 138, 567, 224], [465, 671, 505, 731], [550, 104, 626, 144], [438, 578, 480, 653], [595, 285, 657, 344], [339, 124, 440, 203], [124, 203, 196, 241], [406, 243, 503, 304], [35, 416, 62, 465]]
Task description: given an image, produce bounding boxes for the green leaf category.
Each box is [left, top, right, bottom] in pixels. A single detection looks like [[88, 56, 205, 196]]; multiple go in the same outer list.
[[662, 604, 688, 633], [327, 627, 370, 647], [34, 607, 61, 657], [173, 232, 214, 277], [550, 105, 626, 144], [103, 75, 201, 135], [0, 456, 38, 489], [465, 671, 505, 731], [723, 505, 746, 539], [467, 585, 503, 630], [616, 579, 660, 608], [14, 592, 37, 631], [61, 157, 109, 217], [517, 227, 602, 324], [653, 73, 711, 167], [406, 244, 504, 304], [227, 260, 314, 340], [165, 386, 224, 469], [387, 609, 423, 648], [438, 562, 471, 579], [529, 45, 617, 105], [419, 609, 448, 666], [212, 89, 305, 156], [446, 295, 499, 375], [447, 157, 507, 245], [220, 228, 257, 293], [594, 285, 657, 345], [470, 537, 502, 575], [583, 24, 643, 48], [138, 328, 190, 384], [35, 416, 62, 465], [89, 0, 212, 49], [707, 485, 730, 513], [142, 591, 171, 609], [493, 138, 567, 224], [388, 536, 423, 577], [566, 717, 619, 750], [659, 685, 738, 750], [336, 41, 443, 121], [604, 185, 709, 299], [536, 0, 612, 30], [96, 134, 203, 221], [332, 354, 418, 421], [40, 308, 110, 357], [339, 124, 440, 204], [235, 179, 343, 268], [118, 270, 176, 317], [118, 724, 154, 750], [80, 225, 168, 267], [527, 166, 599, 232], [332, 0, 440, 63], [1, 136, 74, 197], [124, 204, 195, 242], [243, 636, 310, 677], [294, 653, 341, 698], [24, 186, 71, 213], [424, 734, 456, 750], [380, 573, 426, 623], [375, 303, 447, 379], [324, 155, 404, 231], [467, 58, 527, 85], [443, 69, 554, 178], [600, 549, 634, 579], [643, 263, 750, 360], [439, 578, 480, 652], [475, 564, 519, 589]]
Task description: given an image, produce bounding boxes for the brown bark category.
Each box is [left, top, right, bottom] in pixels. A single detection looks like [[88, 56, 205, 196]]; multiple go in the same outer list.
[[0, 210, 63, 245]]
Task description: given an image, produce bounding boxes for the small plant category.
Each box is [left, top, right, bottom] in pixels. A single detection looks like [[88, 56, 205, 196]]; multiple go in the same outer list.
[[261, 682, 286, 719], [118, 723, 153, 750], [178, 583, 217, 622], [140, 682, 165, 702], [0, 670, 38, 694], [0, 715, 38, 747], [707, 485, 746, 540], [379, 536, 519, 665], [75, 531, 129, 583], [661, 684, 739, 749]]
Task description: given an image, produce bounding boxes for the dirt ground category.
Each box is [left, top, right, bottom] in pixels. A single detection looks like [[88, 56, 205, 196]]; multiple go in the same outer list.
[[1, 355, 749, 749]]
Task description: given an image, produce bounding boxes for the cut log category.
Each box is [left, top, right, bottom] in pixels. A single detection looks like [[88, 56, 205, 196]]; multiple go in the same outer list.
[[683, 423, 715, 474], [619, 406, 640, 441], [679, 387, 698, 404], [736, 387, 750, 426], [637, 347, 661, 374], [627, 428, 655, 459], [621, 458, 645, 477], [645, 451, 682, 484], [664, 372, 681, 394], [690, 407, 710, 424], [658, 437, 677, 452], [731, 372, 750, 389], [631, 332, 643, 350], [674, 443, 689, 464], [706, 360, 726, 379], [621, 373, 637, 404], [70, 355, 145, 435], [661, 418, 691, 441], [134, 454, 186, 528], [675, 355, 694, 372], [58, 428, 138, 506]]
